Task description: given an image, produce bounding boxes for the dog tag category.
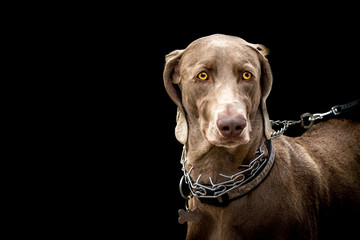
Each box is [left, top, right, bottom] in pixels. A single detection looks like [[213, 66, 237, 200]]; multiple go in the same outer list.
[[178, 208, 200, 224]]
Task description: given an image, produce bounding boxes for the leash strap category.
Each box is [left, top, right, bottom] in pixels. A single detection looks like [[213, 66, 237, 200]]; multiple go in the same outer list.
[[301, 98, 360, 129], [271, 98, 360, 136], [331, 98, 360, 115]]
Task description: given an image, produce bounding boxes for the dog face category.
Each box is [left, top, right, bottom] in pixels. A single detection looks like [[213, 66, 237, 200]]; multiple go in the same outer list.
[[164, 34, 273, 147]]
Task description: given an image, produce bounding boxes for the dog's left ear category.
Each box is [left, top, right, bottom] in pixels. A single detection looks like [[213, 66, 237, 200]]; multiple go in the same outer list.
[[163, 49, 188, 145], [248, 43, 273, 139], [260, 56, 273, 140], [252, 44, 270, 58]]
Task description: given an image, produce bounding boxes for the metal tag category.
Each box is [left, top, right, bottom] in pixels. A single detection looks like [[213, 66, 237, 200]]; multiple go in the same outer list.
[[178, 208, 200, 224]]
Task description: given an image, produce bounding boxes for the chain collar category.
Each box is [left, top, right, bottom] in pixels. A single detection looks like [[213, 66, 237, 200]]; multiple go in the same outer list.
[[179, 140, 275, 206]]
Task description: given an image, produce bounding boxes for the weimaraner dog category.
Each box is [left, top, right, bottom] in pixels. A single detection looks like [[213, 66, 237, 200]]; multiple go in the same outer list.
[[163, 34, 360, 239]]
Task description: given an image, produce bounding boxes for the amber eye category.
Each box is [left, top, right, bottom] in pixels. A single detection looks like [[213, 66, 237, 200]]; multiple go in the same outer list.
[[197, 72, 209, 81], [242, 71, 252, 80]]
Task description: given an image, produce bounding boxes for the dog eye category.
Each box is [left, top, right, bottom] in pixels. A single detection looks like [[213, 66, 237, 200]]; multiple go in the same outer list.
[[197, 72, 209, 81], [242, 72, 252, 80]]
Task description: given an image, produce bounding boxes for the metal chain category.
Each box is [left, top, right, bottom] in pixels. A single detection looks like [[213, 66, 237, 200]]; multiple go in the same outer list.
[[270, 106, 340, 138], [269, 99, 360, 138], [270, 120, 301, 138], [270, 99, 360, 138], [180, 145, 266, 199]]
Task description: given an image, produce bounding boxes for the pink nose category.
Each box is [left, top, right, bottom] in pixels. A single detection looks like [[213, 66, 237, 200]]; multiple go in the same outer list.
[[217, 114, 247, 138]]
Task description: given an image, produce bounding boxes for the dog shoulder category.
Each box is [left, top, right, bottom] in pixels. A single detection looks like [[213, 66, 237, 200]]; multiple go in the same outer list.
[[299, 118, 360, 156], [272, 135, 324, 180], [273, 119, 360, 202]]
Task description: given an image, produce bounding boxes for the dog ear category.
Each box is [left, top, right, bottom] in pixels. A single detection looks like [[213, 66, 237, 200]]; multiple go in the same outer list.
[[260, 57, 273, 140], [163, 49, 188, 144], [247, 43, 273, 139], [253, 44, 270, 58]]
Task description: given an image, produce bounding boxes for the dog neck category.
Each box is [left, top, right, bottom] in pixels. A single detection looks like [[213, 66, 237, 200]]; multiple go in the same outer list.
[[184, 110, 266, 184]]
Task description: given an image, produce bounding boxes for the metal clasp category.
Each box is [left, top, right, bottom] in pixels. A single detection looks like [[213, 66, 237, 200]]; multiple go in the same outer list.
[[331, 105, 341, 115], [300, 113, 315, 129], [301, 110, 333, 129], [179, 175, 190, 199]]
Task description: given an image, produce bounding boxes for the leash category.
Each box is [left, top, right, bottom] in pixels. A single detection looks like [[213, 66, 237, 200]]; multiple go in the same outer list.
[[270, 98, 360, 138]]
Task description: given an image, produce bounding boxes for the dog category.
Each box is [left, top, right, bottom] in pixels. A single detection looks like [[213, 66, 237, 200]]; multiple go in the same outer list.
[[163, 34, 360, 239]]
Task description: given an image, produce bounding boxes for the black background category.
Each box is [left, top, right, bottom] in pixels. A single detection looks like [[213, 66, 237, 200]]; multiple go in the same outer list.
[[70, 5, 360, 239]]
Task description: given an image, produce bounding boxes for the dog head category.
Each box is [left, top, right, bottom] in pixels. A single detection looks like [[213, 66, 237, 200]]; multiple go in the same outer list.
[[164, 34, 272, 147]]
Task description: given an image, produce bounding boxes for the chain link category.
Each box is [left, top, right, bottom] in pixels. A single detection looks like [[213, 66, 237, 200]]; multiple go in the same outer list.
[[270, 120, 301, 138]]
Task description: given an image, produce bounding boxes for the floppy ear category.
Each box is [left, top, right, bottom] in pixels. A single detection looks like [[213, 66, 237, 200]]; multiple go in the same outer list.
[[248, 43, 273, 139], [163, 49, 188, 144], [252, 44, 270, 58], [260, 56, 273, 140]]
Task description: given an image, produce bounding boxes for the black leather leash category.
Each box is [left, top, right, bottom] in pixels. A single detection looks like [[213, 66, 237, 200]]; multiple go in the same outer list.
[[271, 98, 360, 137], [300, 98, 360, 129], [331, 98, 360, 115]]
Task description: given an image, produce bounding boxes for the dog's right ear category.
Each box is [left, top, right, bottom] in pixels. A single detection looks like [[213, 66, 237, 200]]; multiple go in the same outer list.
[[163, 49, 188, 145], [247, 43, 273, 140]]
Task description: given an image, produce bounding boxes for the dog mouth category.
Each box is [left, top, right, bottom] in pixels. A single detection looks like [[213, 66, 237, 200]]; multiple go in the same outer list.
[[203, 129, 250, 147]]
